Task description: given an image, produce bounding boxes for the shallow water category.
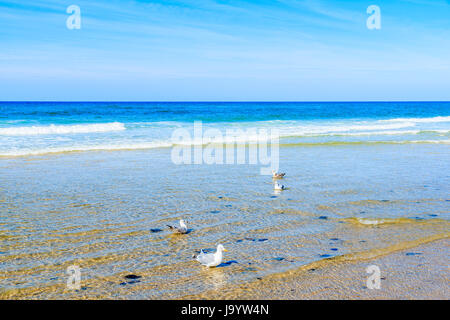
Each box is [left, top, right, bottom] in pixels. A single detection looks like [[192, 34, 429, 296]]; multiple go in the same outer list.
[[1, 142, 449, 299], [1, 102, 449, 298]]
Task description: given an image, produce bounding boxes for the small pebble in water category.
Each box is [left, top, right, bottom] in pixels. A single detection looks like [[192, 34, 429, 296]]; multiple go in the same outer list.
[[330, 248, 338, 251], [120, 277, 141, 285], [210, 210, 220, 214], [318, 216, 328, 220], [320, 254, 332, 258], [150, 228, 162, 233], [124, 274, 142, 280], [272, 257, 285, 261], [244, 237, 268, 242], [406, 252, 422, 256]]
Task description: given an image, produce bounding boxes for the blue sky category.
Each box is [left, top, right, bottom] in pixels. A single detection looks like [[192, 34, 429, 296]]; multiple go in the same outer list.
[[0, 0, 449, 101]]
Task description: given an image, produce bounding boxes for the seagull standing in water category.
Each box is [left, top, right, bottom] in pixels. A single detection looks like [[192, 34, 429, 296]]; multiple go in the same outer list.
[[274, 182, 286, 191], [167, 219, 188, 234], [272, 170, 286, 179], [195, 244, 228, 267]]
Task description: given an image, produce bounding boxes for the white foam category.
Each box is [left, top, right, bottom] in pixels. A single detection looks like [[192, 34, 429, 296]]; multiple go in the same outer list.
[[274, 122, 416, 137], [1, 117, 448, 156], [378, 116, 450, 124], [292, 129, 450, 137], [0, 122, 125, 136], [0, 141, 173, 156], [356, 218, 386, 225], [1, 139, 449, 157]]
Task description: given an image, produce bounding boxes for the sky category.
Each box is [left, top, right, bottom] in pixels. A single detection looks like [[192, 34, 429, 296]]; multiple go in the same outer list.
[[0, 0, 449, 101]]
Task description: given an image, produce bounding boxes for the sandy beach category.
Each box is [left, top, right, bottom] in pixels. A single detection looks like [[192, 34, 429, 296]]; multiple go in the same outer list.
[[186, 237, 449, 299]]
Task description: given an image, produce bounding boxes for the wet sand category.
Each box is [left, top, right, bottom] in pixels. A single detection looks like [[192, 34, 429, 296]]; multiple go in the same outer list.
[[185, 237, 449, 299], [1, 145, 449, 299]]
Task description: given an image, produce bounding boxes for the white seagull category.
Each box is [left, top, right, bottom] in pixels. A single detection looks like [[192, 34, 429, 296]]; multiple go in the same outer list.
[[167, 219, 188, 234], [274, 182, 286, 191], [195, 244, 228, 267]]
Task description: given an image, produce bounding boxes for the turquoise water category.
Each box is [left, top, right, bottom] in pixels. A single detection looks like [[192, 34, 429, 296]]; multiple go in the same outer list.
[[0, 102, 449, 156]]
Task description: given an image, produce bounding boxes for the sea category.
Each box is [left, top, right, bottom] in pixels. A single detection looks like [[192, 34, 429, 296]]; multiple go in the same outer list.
[[0, 101, 449, 298]]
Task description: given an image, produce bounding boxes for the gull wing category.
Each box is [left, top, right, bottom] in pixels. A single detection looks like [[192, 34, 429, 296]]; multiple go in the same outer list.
[[178, 227, 188, 234], [196, 252, 216, 265]]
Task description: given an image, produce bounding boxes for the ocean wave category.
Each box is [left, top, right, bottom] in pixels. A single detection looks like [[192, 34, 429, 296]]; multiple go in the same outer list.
[[2, 117, 447, 138], [279, 129, 449, 138], [239, 121, 417, 134], [1, 116, 449, 156], [1, 139, 449, 157], [201, 119, 449, 139], [378, 116, 450, 124], [0, 122, 125, 136], [279, 140, 450, 147], [0, 142, 173, 156]]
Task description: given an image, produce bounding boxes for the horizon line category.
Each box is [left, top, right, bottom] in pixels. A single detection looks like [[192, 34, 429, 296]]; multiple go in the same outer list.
[[1, 100, 450, 103]]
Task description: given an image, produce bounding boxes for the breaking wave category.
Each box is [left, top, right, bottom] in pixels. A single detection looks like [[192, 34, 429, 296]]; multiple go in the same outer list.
[[0, 122, 125, 136]]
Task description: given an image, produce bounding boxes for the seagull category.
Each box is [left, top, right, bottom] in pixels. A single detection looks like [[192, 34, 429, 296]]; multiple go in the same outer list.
[[194, 244, 228, 267], [167, 219, 188, 234], [274, 182, 286, 191], [272, 170, 286, 179]]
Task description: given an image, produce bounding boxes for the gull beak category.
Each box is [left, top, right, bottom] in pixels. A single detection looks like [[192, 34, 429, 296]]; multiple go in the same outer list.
[[223, 249, 229, 252]]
